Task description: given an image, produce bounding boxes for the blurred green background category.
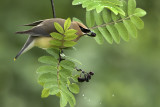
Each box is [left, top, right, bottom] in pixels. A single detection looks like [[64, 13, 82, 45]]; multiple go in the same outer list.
[[0, 0, 160, 107]]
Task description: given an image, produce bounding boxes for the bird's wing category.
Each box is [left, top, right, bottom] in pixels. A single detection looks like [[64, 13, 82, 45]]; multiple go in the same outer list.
[[23, 20, 44, 26], [16, 18, 66, 37], [15, 27, 51, 37], [16, 23, 51, 37]]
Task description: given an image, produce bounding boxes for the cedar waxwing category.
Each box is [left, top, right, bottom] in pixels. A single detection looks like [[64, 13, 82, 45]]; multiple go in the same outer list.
[[14, 18, 96, 60]]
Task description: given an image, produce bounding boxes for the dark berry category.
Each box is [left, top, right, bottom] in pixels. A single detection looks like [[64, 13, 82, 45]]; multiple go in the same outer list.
[[87, 74, 91, 79], [78, 77, 85, 82], [89, 72, 94, 75]]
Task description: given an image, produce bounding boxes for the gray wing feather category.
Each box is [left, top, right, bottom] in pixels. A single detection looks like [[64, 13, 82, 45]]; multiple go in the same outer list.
[[23, 20, 44, 26]]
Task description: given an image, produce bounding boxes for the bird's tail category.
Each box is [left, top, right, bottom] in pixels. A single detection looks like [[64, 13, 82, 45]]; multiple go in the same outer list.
[[14, 36, 35, 61]]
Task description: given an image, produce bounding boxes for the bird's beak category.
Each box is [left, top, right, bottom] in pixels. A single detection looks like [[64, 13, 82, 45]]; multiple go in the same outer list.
[[78, 25, 96, 37], [87, 31, 96, 37]]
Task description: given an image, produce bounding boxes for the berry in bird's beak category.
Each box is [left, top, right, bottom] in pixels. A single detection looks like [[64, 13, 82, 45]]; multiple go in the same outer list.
[[87, 31, 96, 37]]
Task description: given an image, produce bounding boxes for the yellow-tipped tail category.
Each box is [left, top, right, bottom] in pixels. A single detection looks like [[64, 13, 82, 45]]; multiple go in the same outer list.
[[14, 58, 16, 61]]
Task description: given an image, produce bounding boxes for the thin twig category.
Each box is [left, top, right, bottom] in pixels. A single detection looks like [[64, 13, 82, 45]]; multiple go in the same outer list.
[[50, 0, 56, 18], [57, 49, 62, 88], [90, 16, 132, 29]]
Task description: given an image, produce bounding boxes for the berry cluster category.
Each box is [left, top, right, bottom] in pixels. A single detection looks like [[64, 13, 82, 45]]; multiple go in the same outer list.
[[76, 68, 94, 82]]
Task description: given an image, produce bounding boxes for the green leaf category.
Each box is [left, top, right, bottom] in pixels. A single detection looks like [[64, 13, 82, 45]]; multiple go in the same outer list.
[[49, 87, 60, 95], [86, 2, 97, 11], [56, 92, 61, 97], [54, 22, 64, 34], [114, 6, 125, 16], [82, 1, 91, 8], [102, 9, 111, 23], [115, 23, 129, 41], [106, 25, 120, 44], [72, 0, 124, 15], [72, 17, 83, 23], [41, 88, 50, 98], [46, 48, 59, 59], [60, 92, 68, 107], [64, 29, 77, 36], [130, 15, 144, 29], [38, 72, 57, 83], [59, 68, 72, 79], [134, 8, 147, 17], [111, 12, 120, 21], [123, 20, 137, 38], [50, 39, 63, 47], [38, 56, 58, 65], [63, 41, 77, 47], [120, 1, 127, 18], [128, 0, 136, 15], [64, 18, 71, 31], [72, 0, 83, 5], [36, 65, 57, 75], [98, 27, 113, 44], [93, 29, 104, 45], [60, 76, 68, 85], [94, 10, 103, 25], [65, 56, 82, 65], [44, 82, 58, 89], [69, 83, 79, 94], [61, 86, 76, 107], [71, 75, 79, 82], [96, 6, 104, 13], [63, 47, 77, 51], [64, 34, 78, 41], [107, 6, 118, 15], [50, 32, 64, 40], [66, 92, 76, 107], [86, 11, 95, 28], [67, 79, 71, 86], [60, 60, 75, 71]]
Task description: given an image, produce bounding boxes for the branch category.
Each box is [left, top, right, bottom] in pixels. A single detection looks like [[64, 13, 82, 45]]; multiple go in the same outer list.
[[50, 0, 56, 18], [90, 16, 132, 29], [57, 49, 63, 88]]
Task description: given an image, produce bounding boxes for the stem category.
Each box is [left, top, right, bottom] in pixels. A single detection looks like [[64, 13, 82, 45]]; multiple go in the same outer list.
[[90, 16, 132, 29], [50, 0, 56, 18], [57, 49, 62, 88]]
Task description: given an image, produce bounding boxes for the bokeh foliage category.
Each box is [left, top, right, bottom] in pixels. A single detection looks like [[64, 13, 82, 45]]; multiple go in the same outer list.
[[0, 0, 160, 107]]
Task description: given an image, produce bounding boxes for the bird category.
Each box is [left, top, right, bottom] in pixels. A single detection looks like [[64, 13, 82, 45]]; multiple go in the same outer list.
[[14, 18, 96, 61]]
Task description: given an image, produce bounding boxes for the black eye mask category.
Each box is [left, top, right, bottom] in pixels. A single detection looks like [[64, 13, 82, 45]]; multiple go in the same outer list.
[[79, 26, 96, 37], [79, 26, 91, 33]]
